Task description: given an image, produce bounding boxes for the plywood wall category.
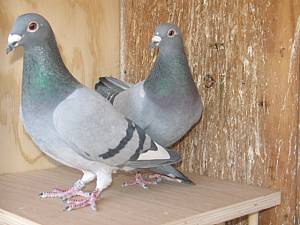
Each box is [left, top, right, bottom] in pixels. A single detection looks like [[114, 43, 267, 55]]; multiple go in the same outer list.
[[121, 0, 300, 225], [292, 16, 300, 225], [1, 0, 299, 224], [0, 0, 120, 174]]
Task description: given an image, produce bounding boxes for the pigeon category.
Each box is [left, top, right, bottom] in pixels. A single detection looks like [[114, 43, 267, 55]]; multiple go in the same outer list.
[[7, 13, 182, 211], [95, 23, 203, 183]]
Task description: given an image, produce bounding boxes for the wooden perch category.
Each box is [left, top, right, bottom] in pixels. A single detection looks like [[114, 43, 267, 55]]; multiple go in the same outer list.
[[0, 167, 280, 225]]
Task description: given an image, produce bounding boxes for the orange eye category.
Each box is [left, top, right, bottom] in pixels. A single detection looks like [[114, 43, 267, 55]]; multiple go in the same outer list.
[[27, 21, 39, 32], [168, 29, 176, 37]]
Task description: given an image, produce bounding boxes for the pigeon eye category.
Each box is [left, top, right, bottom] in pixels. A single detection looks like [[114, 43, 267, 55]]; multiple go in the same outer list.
[[27, 21, 39, 32], [168, 29, 176, 37]]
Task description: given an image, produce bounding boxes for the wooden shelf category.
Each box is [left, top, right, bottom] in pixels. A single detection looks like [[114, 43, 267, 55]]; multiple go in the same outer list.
[[0, 167, 281, 225]]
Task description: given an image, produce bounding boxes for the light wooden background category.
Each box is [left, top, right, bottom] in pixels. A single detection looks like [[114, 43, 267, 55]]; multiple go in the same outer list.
[[0, 0, 300, 225], [0, 0, 120, 173], [121, 1, 300, 225]]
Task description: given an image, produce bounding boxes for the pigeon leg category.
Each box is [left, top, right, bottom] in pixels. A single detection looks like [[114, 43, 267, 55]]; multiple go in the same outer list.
[[64, 167, 112, 211], [122, 172, 159, 189], [39, 170, 96, 200]]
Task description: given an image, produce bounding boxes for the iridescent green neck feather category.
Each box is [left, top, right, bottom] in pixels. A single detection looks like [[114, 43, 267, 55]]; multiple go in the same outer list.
[[144, 49, 194, 99], [22, 35, 80, 110]]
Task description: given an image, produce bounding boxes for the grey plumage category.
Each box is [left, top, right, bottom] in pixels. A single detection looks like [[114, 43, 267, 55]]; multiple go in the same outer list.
[[96, 23, 202, 146], [7, 13, 182, 210], [95, 23, 203, 183]]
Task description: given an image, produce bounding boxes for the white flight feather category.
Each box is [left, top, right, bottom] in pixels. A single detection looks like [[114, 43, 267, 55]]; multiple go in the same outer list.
[[137, 143, 170, 160]]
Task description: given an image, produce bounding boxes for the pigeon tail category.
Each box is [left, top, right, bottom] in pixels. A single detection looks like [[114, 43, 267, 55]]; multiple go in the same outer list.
[[95, 77, 131, 103]]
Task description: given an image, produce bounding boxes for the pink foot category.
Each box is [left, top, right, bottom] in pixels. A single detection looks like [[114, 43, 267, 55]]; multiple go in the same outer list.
[[39, 180, 89, 200], [64, 188, 101, 211], [122, 172, 159, 189], [148, 174, 179, 182], [39, 187, 90, 200]]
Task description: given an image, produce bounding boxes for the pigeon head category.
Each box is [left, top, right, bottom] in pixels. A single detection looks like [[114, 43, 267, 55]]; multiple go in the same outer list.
[[150, 23, 183, 51], [7, 13, 53, 54]]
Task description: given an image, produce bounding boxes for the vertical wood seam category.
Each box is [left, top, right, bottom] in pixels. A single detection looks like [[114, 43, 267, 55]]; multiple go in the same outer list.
[[120, 0, 125, 81], [291, 16, 300, 225]]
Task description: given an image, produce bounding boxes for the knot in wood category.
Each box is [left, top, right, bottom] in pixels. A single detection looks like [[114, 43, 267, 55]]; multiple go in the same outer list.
[[204, 74, 216, 88]]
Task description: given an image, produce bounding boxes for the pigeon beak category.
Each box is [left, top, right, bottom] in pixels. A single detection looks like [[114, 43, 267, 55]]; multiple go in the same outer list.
[[6, 34, 22, 54], [150, 35, 161, 49]]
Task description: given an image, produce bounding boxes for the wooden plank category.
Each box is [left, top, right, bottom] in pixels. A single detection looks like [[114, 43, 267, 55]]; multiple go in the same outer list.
[[164, 194, 280, 225], [248, 213, 259, 225], [121, 1, 300, 224], [294, 16, 300, 225], [0, 209, 41, 225], [0, 0, 120, 174], [0, 167, 280, 225]]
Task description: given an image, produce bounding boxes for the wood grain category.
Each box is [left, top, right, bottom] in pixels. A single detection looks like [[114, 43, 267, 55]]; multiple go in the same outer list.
[[0, 209, 40, 225], [247, 213, 258, 225], [0, 0, 120, 174], [0, 167, 281, 225], [121, 1, 300, 224]]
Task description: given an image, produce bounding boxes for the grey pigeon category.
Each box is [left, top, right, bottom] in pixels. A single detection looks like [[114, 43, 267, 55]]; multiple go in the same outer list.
[[96, 23, 203, 183], [7, 13, 182, 211]]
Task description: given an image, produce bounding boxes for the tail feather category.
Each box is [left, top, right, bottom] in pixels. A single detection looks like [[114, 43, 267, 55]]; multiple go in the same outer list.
[[99, 77, 131, 89], [95, 77, 131, 103]]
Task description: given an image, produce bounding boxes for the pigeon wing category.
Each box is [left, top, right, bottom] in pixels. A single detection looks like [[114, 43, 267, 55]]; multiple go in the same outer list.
[[53, 87, 180, 168]]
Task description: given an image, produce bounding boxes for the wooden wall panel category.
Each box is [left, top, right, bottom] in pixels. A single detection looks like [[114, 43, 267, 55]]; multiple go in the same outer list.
[[0, 0, 120, 174], [121, 0, 300, 224], [294, 16, 300, 225]]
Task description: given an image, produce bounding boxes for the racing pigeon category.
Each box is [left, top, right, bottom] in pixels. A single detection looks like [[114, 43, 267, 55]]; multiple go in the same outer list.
[[7, 13, 182, 211], [95, 23, 203, 184]]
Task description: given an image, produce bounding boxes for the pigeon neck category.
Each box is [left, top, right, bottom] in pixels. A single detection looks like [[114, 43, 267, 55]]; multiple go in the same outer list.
[[144, 49, 193, 99], [22, 40, 79, 108]]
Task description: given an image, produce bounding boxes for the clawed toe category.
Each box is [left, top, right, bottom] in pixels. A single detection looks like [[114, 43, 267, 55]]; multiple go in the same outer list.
[[63, 189, 101, 211], [149, 173, 185, 183], [39, 187, 90, 200], [121, 172, 182, 189], [122, 172, 159, 189]]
